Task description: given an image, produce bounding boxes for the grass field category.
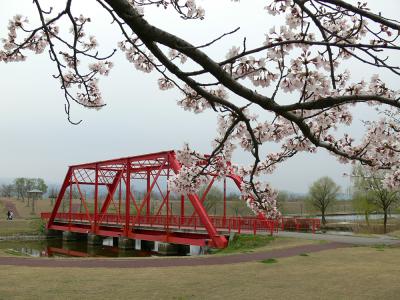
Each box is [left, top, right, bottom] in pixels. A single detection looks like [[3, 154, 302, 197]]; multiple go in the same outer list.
[[0, 219, 43, 236], [0, 246, 399, 299], [212, 234, 321, 255], [0, 198, 48, 236]]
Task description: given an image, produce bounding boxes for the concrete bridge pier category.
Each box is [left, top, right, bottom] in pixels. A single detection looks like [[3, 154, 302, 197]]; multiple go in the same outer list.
[[87, 234, 103, 246], [190, 245, 209, 255], [118, 237, 135, 249], [135, 239, 141, 250]]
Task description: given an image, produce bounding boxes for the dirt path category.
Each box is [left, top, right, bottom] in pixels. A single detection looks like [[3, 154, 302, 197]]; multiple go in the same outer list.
[[0, 200, 20, 218], [0, 242, 348, 268]]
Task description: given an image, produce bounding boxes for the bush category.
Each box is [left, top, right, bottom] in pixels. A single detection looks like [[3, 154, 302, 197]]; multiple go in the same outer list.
[[31, 218, 46, 235]]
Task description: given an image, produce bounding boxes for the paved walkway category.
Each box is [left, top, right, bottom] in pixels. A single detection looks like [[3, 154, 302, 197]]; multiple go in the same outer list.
[[277, 231, 400, 246], [0, 242, 348, 268]]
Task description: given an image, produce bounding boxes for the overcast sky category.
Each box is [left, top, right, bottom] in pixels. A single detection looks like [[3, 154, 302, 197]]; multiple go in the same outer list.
[[0, 0, 399, 194]]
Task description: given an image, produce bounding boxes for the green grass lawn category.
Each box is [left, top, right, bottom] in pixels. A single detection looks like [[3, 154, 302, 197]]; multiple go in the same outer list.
[[214, 234, 275, 254], [212, 234, 320, 255], [0, 246, 399, 299], [0, 219, 44, 236]]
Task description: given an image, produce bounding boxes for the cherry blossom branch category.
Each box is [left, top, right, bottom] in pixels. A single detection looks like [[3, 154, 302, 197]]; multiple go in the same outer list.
[[4, 0, 400, 217]]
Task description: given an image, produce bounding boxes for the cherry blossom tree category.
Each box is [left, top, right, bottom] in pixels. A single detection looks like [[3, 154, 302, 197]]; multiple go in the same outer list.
[[2, 0, 400, 219]]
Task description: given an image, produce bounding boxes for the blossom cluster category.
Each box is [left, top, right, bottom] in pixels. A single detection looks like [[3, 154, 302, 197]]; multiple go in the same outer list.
[[0, 15, 58, 63], [168, 144, 209, 194], [119, 38, 155, 73], [241, 181, 281, 219], [128, 0, 204, 19], [0, 11, 114, 111]]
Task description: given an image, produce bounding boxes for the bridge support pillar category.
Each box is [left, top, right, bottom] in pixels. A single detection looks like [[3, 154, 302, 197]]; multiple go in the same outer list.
[[189, 245, 208, 255], [88, 234, 103, 246], [135, 239, 141, 250], [118, 237, 135, 249], [157, 243, 188, 255]]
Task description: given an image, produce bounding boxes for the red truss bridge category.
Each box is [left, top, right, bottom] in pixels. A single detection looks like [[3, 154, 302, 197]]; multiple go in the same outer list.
[[41, 150, 320, 249]]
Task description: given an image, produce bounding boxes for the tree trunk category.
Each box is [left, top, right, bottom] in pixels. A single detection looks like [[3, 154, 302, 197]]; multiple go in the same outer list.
[[365, 211, 370, 227], [383, 210, 388, 234], [321, 209, 326, 225], [31, 197, 35, 214]]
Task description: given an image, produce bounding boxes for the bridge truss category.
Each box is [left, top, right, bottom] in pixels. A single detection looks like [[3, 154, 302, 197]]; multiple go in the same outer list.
[[43, 150, 320, 249]]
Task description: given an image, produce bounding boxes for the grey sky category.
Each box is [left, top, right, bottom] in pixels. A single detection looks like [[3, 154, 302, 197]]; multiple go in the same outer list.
[[0, 0, 398, 193]]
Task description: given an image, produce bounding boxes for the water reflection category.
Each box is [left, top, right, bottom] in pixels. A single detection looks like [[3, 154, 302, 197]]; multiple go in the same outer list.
[[0, 238, 192, 258]]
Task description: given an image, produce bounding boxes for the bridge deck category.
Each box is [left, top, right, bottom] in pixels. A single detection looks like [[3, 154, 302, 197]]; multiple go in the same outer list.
[[42, 213, 320, 240]]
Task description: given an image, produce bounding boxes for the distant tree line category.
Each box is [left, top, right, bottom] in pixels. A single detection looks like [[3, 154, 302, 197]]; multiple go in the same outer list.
[[0, 178, 48, 202]]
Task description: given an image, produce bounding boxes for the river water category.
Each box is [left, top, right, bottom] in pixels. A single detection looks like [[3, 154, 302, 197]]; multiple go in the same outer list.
[[324, 213, 400, 221], [0, 238, 196, 258]]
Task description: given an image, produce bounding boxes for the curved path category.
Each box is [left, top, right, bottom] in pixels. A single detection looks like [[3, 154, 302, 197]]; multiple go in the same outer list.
[[0, 242, 348, 268]]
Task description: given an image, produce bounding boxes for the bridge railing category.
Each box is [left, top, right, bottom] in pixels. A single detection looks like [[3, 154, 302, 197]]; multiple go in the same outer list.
[[280, 217, 321, 233], [41, 213, 320, 234]]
